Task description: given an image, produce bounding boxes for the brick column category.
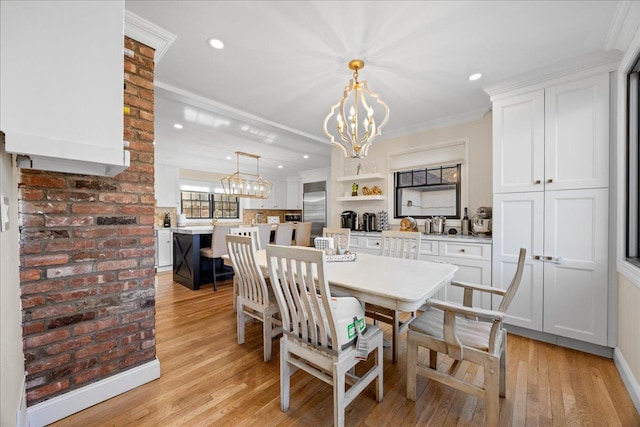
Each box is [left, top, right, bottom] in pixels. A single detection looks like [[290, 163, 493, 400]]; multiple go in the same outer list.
[[18, 37, 156, 405]]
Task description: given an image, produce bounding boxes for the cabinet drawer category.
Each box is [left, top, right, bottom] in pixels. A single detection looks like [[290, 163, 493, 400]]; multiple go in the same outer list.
[[420, 239, 439, 256], [364, 237, 381, 252], [439, 241, 491, 261]]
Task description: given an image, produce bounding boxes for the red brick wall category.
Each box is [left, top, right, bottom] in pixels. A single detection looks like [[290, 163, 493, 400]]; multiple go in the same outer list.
[[18, 37, 156, 405]]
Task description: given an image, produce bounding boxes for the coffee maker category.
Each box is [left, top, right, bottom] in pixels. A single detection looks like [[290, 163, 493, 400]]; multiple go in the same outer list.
[[471, 207, 492, 236], [362, 212, 376, 232], [341, 211, 358, 230]]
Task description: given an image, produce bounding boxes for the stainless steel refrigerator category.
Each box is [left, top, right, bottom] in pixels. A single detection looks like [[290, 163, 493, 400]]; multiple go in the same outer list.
[[302, 181, 326, 243]]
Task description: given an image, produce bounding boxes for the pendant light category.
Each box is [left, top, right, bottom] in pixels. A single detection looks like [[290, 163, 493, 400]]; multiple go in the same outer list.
[[220, 152, 272, 199]]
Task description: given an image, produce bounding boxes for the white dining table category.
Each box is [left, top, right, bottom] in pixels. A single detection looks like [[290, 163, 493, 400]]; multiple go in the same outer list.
[[232, 249, 458, 362]]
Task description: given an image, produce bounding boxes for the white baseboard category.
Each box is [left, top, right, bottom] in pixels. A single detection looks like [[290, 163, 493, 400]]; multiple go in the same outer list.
[[27, 358, 160, 427], [614, 347, 640, 415], [17, 374, 28, 427]]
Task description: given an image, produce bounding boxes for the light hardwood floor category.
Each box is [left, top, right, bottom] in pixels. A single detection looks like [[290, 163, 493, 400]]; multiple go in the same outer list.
[[52, 271, 640, 426]]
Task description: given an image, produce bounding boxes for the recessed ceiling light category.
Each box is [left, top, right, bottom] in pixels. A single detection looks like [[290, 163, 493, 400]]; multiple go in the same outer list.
[[278, 165, 283, 169], [303, 155, 309, 159], [468, 73, 482, 81], [207, 38, 224, 49], [226, 156, 232, 160], [173, 123, 183, 129]]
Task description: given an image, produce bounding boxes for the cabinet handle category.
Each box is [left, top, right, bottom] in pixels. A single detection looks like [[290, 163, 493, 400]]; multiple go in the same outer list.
[[460, 248, 465, 252], [534, 179, 541, 184], [547, 178, 553, 183], [534, 255, 541, 260], [375, 242, 380, 245]]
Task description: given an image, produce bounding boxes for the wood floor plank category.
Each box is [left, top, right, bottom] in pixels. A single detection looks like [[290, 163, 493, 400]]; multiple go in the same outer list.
[[49, 272, 640, 427]]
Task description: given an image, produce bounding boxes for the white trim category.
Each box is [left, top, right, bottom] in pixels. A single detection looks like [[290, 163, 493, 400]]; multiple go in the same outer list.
[[27, 359, 160, 427], [618, 260, 640, 289], [17, 375, 28, 427], [485, 51, 622, 101], [614, 347, 640, 414], [604, 1, 633, 51], [124, 10, 176, 63], [381, 107, 489, 141]]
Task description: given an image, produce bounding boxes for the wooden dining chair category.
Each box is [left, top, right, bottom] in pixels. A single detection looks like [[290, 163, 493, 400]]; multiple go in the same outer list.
[[226, 234, 282, 362], [365, 230, 422, 363], [266, 245, 384, 426], [199, 224, 233, 291], [322, 227, 351, 250], [273, 223, 294, 246], [229, 226, 261, 249], [407, 248, 527, 426], [292, 222, 312, 247]]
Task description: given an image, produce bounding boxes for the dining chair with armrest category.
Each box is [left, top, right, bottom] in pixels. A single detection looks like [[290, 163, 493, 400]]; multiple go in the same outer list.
[[230, 226, 261, 249], [266, 245, 384, 427], [226, 234, 282, 362], [200, 225, 233, 291], [406, 248, 526, 426], [365, 230, 421, 363]]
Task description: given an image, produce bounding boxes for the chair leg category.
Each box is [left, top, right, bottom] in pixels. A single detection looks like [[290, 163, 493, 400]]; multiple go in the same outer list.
[[406, 332, 417, 401], [237, 304, 245, 345], [484, 355, 501, 427], [212, 269, 218, 291], [376, 336, 384, 402], [500, 333, 507, 398], [429, 350, 438, 369], [232, 277, 237, 312], [263, 314, 272, 362], [280, 338, 290, 412], [333, 362, 346, 427]]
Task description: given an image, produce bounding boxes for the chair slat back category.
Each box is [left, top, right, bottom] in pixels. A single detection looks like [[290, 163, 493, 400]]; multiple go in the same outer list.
[[266, 245, 338, 351], [322, 227, 351, 250], [227, 234, 270, 305], [274, 223, 294, 246], [380, 230, 421, 259], [293, 222, 312, 247], [230, 226, 261, 249], [498, 248, 527, 313], [210, 225, 233, 258]]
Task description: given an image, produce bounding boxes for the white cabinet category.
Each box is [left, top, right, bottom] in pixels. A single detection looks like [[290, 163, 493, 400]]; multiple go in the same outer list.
[[246, 180, 286, 209], [0, 1, 129, 177], [155, 229, 172, 270], [493, 74, 609, 193], [491, 72, 610, 346], [155, 164, 180, 209], [286, 180, 301, 209]]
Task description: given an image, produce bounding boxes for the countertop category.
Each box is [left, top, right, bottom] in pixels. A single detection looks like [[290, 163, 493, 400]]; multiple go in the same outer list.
[[351, 230, 492, 244], [170, 226, 213, 235]]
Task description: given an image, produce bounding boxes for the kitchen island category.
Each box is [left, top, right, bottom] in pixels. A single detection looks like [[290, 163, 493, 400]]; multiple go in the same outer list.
[[171, 226, 232, 290]]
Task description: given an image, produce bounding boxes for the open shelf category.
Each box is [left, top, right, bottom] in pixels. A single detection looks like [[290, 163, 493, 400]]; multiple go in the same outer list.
[[336, 172, 385, 182], [337, 195, 385, 202]]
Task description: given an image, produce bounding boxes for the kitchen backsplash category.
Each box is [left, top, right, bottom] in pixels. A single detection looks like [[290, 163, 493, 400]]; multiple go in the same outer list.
[[155, 208, 302, 227], [155, 207, 177, 227]]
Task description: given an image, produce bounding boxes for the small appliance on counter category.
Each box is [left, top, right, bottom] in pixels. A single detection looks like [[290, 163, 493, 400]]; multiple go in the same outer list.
[[267, 216, 280, 224], [284, 213, 301, 222], [341, 210, 358, 230], [163, 212, 171, 228], [362, 212, 376, 232], [430, 216, 446, 234], [177, 213, 187, 226], [472, 206, 492, 236]]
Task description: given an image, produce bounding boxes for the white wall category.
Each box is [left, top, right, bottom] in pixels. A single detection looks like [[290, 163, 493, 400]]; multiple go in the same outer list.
[[0, 138, 26, 426], [329, 113, 492, 228]]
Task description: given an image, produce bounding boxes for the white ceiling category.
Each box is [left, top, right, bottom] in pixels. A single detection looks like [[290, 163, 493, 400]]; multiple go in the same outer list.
[[125, 1, 626, 180]]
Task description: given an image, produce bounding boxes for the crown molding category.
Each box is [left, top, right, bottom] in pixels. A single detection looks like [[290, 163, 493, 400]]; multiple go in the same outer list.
[[381, 107, 490, 141], [484, 50, 622, 101], [604, 1, 640, 52], [124, 10, 176, 63]]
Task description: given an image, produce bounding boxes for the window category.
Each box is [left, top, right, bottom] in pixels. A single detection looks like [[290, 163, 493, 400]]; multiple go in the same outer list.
[[627, 59, 640, 267], [180, 191, 239, 220], [394, 164, 461, 219]]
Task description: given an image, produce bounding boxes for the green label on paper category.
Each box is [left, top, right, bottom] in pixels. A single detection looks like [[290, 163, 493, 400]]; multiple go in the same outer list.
[[347, 318, 366, 339]]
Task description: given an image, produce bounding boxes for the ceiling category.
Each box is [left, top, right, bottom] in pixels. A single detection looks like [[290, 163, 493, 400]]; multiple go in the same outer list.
[[125, 1, 625, 180]]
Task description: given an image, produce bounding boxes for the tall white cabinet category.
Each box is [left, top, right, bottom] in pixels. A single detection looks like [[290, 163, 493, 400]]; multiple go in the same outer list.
[[491, 72, 610, 346]]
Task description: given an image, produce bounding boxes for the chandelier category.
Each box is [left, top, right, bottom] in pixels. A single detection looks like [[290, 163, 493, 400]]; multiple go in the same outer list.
[[323, 59, 390, 159], [220, 151, 272, 199]]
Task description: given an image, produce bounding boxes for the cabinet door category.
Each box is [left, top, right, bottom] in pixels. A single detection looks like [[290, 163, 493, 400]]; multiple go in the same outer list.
[[271, 180, 286, 209], [156, 229, 173, 268], [155, 164, 179, 209], [439, 257, 492, 309], [492, 192, 544, 330], [544, 74, 609, 191], [286, 180, 301, 209], [493, 90, 545, 193], [543, 188, 608, 345]]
